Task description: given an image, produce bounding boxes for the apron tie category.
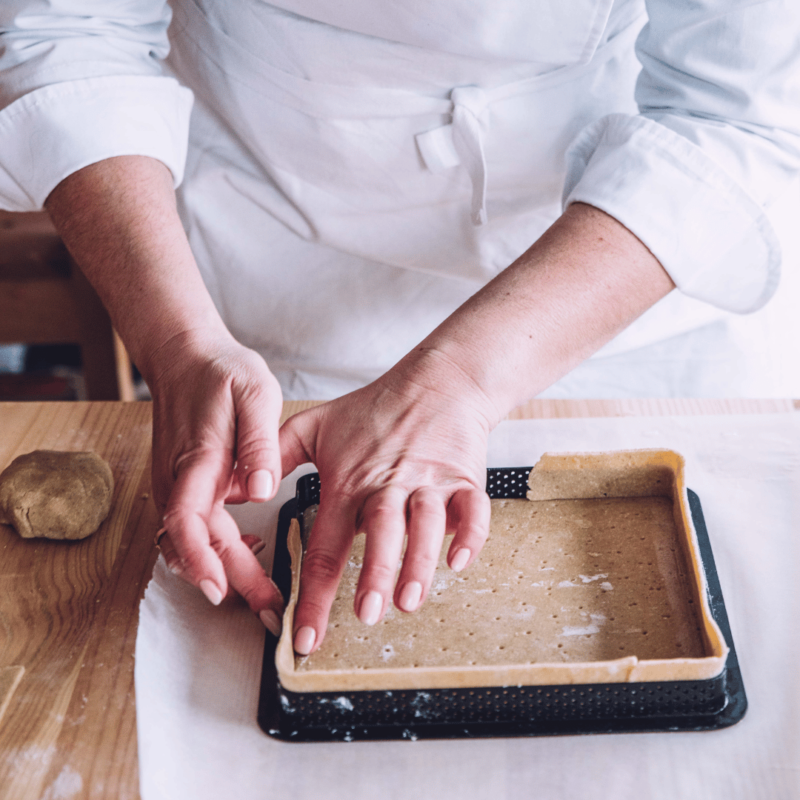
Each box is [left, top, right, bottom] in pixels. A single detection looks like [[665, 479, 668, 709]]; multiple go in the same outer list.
[[416, 85, 491, 226], [450, 86, 490, 226]]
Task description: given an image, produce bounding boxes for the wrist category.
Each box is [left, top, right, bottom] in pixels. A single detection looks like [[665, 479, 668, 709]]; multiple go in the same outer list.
[[137, 323, 238, 391], [393, 204, 674, 416], [384, 343, 507, 432], [45, 156, 238, 389]]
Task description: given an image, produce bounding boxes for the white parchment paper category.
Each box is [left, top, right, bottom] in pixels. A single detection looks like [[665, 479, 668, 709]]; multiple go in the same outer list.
[[135, 415, 800, 800]]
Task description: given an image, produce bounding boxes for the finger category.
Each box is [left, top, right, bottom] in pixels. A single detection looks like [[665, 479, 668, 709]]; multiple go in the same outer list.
[[208, 506, 285, 636], [162, 530, 263, 581], [163, 452, 231, 603], [223, 473, 249, 505], [241, 533, 266, 557], [156, 518, 227, 606], [222, 531, 266, 600], [278, 407, 319, 478], [446, 488, 491, 572], [159, 516, 280, 629], [394, 487, 447, 613], [354, 486, 408, 625], [156, 529, 185, 577], [158, 531, 253, 597], [234, 376, 284, 503], [292, 496, 357, 656]]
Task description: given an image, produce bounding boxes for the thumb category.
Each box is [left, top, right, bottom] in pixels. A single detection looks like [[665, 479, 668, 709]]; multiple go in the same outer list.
[[234, 380, 284, 503], [279, 407, 320, 478]]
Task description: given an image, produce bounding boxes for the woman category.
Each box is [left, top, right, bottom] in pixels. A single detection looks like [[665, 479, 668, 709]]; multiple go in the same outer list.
[[1, 0, 798, 655]]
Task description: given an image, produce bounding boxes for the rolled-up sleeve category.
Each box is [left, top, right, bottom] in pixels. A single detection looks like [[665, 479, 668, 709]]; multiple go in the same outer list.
[[563, 0, 800, 313], [0, 0, 193, 211]]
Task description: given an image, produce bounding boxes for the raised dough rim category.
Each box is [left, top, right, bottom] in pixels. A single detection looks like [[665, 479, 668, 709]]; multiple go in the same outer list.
[[276, 449, 729, 693]]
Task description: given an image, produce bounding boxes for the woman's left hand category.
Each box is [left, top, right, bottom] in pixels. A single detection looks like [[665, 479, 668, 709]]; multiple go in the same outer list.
[[279, 350, 497, 655]]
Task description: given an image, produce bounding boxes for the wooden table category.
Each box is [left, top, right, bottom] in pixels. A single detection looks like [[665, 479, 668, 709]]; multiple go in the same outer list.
[[0, 398, 796, 799]]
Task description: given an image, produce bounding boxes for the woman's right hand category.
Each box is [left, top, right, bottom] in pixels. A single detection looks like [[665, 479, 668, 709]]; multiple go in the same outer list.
[[147, 331, 287, 635], [44, 156, 287, 633]]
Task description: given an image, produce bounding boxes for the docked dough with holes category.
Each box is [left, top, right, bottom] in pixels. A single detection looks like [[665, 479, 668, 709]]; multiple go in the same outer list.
[[276, 450, 729, 692], [0, 450, 114, 540]]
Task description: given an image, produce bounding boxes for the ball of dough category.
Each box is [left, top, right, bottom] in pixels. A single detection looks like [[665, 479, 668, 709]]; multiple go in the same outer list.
[[0, 450, 114, 540]]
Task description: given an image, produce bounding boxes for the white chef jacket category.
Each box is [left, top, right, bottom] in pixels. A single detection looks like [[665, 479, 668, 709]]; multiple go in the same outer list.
[[1, 1, 799, 398]]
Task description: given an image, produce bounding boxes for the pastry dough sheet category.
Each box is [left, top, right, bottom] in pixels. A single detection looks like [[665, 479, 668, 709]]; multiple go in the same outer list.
[[276, 450, 728, 692]]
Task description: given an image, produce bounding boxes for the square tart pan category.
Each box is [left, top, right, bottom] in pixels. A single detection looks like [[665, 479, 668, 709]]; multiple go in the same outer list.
[[258, 451, 746, 742]]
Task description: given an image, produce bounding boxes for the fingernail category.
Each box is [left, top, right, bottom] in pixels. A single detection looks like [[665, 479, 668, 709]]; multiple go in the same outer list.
[[199, 579, 223, 606], [167, 559, 184, 577], [359, 590, 383, 626], [260, 609, 283, 637], [294, 626, 316, 655], [248, 470, 273, 501], [249, 539, 266, 556], [398, 581, 423, 612], [450, 547, 471, 573]]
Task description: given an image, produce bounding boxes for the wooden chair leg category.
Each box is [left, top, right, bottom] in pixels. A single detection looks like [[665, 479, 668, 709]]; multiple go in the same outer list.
[[112, 330, 136, 402]]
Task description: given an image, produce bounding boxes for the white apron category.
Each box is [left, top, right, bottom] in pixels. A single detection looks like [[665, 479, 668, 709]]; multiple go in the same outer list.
[[166, 0, 799, 399]]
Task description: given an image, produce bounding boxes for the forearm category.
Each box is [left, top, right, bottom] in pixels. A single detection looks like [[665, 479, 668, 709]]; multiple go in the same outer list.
[[44, 156, 286, 620], [396, 202, 675, 424], [44, 155, 230, 384]]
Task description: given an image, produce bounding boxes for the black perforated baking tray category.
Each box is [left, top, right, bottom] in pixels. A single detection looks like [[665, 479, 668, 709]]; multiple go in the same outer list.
[[258, 469, 746, 742]]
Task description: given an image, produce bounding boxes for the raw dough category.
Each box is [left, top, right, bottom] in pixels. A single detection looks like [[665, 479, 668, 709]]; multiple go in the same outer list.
[[276, 449, 729, 692], [0, 450, 114, 540]]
